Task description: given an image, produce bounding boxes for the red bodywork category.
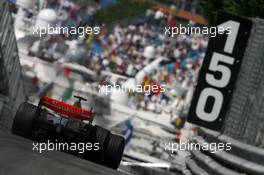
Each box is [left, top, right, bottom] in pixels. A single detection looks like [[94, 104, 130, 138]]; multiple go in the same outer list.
[[40, 96, 94, 121]]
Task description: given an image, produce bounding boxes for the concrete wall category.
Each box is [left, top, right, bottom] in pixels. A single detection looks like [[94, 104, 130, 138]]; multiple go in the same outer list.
[[0, 0, 26, 130]]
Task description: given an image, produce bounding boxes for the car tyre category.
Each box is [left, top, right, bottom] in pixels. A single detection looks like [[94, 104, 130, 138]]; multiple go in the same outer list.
[[92, 125, 110, 164], [103, 134, 125, 169]]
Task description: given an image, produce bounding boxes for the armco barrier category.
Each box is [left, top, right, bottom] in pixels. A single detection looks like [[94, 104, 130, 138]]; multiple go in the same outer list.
[[186, 128, 264, 175]]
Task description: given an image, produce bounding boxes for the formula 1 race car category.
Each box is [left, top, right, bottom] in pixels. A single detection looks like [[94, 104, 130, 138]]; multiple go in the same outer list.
[[11, 95, 125, 169]]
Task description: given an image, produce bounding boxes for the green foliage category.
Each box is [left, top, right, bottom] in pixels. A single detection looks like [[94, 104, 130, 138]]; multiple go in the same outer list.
[[199, 0, 223, 24], [199, 0, 264, 24], [75, 0, 98, 6], [93, 0, 152, 24]]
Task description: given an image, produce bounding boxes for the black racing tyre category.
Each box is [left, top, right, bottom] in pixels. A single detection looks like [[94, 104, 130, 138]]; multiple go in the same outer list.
[[11, 102, 38, 138], [103, 134, 125, 169], [92, 125, 110, 164], [84, 124, 96, 143]]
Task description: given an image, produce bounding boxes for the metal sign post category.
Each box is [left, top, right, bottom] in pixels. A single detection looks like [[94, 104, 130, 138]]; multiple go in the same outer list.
[[187, 12, 252, 131]]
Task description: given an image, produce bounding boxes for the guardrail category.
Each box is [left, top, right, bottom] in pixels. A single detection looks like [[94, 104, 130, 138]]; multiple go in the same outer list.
[[186, 127, 264, 175]]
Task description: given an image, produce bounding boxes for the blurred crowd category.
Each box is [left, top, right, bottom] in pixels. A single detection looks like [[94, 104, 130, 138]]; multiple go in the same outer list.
[[151, 0, 200, 14], [23, 0, 208, 123]]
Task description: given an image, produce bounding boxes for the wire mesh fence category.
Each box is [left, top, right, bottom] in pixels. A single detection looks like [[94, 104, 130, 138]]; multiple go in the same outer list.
[[224, 18, 264, 147]]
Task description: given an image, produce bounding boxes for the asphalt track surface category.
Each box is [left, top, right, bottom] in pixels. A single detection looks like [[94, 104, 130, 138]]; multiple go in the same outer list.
[[0, 129, 125, 175]]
